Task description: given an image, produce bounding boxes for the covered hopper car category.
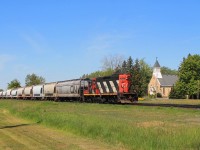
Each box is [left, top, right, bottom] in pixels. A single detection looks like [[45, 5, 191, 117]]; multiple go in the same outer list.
[[33, 85, 44, 99]]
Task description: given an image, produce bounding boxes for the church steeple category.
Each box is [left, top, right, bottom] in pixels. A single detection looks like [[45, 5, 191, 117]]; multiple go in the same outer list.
[[153, 58, 160, 68], [153, 58, 162, 78]]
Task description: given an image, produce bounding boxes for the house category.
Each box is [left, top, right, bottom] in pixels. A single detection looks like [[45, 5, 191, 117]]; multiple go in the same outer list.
[[148, 60, 178, 98]]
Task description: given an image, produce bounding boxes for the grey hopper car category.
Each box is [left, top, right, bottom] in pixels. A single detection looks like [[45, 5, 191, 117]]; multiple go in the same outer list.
[[55, 79, 89, 101]]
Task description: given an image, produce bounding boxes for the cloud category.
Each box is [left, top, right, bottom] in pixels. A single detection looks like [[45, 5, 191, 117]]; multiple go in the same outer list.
[[79, 33, 130, 72], [20, 30, 48, 53], [86, 33, 130, 55], [0, 54, 14, 71]]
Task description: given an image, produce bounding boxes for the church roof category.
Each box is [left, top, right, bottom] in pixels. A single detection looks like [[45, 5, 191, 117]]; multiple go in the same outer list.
[[158, 75, 178, 87], [153, 60, 161, 68]]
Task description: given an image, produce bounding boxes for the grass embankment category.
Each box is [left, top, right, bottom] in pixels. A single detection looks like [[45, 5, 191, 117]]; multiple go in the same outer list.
[[0, 109, 115, 150], [1, 100, 200, 150]]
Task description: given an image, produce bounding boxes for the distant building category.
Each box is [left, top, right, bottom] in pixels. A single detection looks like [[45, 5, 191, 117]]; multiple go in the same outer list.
[[148, 60, 178, 98]]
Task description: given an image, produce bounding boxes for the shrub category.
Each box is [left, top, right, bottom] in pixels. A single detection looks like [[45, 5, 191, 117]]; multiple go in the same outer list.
[[157, 93, 162, 98]]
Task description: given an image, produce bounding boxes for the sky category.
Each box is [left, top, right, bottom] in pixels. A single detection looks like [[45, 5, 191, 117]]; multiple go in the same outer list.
[[0, 0, 200, 90]]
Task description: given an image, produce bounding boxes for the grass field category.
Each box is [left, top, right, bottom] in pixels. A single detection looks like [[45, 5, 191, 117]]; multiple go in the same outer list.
[[0, 99, 200, 150], [0, 109, 115, 150]]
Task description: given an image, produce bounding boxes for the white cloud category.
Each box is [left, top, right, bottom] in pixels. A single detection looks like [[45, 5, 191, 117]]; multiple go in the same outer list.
[[86, 33, 130, 55], [78, 33, 130, 72], [20, 30, 48, 53]]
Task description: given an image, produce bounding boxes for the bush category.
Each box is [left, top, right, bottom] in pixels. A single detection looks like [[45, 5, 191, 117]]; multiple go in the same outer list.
[[169, 90, 185, 99], [157, 93, 162, 98]]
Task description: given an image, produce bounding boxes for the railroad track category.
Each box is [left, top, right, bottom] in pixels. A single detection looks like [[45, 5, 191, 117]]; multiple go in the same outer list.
[[2, 98, 200, 109], [120, 102, 200, 109]]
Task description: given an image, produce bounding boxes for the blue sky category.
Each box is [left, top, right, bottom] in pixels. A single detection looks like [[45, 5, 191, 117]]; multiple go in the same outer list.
[[0, 0, 200, 89]]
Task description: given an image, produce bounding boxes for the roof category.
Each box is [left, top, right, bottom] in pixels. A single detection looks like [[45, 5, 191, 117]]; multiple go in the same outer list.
[[158, 75, 178, 87], [153, 60, 161, 68]]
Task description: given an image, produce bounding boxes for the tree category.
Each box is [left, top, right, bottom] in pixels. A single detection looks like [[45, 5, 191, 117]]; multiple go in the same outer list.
[[82, 68, 114, 79], [123, 57, 152, 97], [169, 81, 187, 99], [7, 79, 21, 89], [179, 54, 200, 83], [131, 59, 141, 94], [161, 66, 178, 75], [0, 89, 3, 92], [83, 54, 124, 78], [25, 73, 45, 86], [126, 56, 133, 73], [138, 59, 152, 96], [121, 60, 127, 74], [101, 54, 124, 71], [169, 54, 200, 99]]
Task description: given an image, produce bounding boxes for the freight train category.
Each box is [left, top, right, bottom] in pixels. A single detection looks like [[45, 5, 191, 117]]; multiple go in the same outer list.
[[0, 74, 138, 103]]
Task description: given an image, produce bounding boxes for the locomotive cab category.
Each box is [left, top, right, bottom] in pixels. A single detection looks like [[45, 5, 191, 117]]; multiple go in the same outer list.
[[119, 74, 131, 93], [119, 74, 138, 102]]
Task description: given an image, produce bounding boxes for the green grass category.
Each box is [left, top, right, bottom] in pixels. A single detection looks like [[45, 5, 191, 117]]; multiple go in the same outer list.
[[1, 99, 200, 150]]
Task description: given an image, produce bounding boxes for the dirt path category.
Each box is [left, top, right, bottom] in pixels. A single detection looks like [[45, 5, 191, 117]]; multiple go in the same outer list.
[[0, 110, 123, 150]]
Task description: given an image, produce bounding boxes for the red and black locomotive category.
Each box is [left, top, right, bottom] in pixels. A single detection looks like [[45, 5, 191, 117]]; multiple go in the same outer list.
[[82, 74, 138, 103]]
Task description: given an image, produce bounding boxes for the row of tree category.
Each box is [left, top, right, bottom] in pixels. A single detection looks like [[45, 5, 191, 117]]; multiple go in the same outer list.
[[169, 54, 200, 99], [82, 55, 178, 97], [6, 73, 45, 90], [117, 57, 152, 97], [82, 55, 152, 97]]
